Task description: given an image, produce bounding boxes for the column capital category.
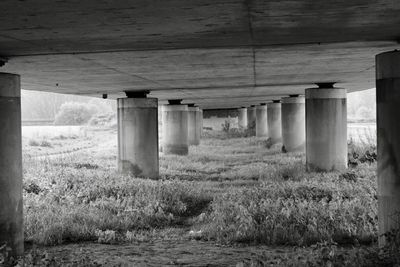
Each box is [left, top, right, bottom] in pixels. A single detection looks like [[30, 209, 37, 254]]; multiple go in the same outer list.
[[305, 88, 347, 99], [376, 50, 400, 79], [282, 96, 305, 104], [0, 73, 20, 97], [118, 97, 158, 108]]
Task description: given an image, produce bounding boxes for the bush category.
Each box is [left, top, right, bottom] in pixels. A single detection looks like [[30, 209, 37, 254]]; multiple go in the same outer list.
[[54, 102, 97, 125], [28, 139, 40, 146], [29, 139, 52, 148], [88, 113, 116, 127], [202, 174, 377, 246]]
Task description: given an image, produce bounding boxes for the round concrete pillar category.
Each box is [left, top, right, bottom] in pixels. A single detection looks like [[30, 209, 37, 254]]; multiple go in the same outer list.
[[0, 73, 23, 258], [267, 101, 282, 144], [238, 107, 248, 129], [188, 106, 200, 145], [199, 109, 204, 137], [376, 50, 400, 246], [256, 104, 268, 137], [281, 96, 305, 152], [247, 106, 256, 135], [305, 87, 347, 172], [196, 109, 202, 140], [162, 104, 189, 155], [117, 97, 159, 179]]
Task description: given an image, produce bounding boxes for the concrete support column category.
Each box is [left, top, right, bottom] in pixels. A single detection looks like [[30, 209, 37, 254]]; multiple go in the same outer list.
[[247, 105, 256, 135], [199, 109, 204, 139], [117, 93, 159, 178], [0, 73, 23, 258], [305, 84, 347, 171], [188, 105, 200, 145], [162, 100, 189, 155], [197, 109, 203, 139], [281, 96, 305, 152], [256, 104, 268, 137], [267, 101, 282, 144], [376, 50, 400, 245], [238, 107, 248, 129]]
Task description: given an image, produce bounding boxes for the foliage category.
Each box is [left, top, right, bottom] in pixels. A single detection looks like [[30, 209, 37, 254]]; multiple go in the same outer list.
[[20, 130, 388, 265], [28, 139, 53, 148], [54, 102, 97, 125], [202, 169, 377, 246], [88, 112, 116, 128], [23, 155, 211, 245], [355, 106, 375, 121], [348, 137, 377, 167]]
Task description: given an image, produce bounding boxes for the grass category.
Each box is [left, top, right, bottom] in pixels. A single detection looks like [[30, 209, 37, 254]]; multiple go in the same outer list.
[[18, 129, 397, 266]]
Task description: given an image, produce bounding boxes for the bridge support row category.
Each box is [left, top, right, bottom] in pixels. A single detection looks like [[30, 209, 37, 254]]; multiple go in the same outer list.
[[0, 50, 399, 256]]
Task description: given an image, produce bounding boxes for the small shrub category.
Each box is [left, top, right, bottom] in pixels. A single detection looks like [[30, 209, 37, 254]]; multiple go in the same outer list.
[[88, 113, 116, 128], [40, 140, 52, 148], [29, 139, 40, 146], [339, 172, 358, 182], [221, 120, 231, 133], [95, 229, 117, 244], [348, 139, 377, 167], [381, 222, 400, 265], [24, 181, 42, 194]]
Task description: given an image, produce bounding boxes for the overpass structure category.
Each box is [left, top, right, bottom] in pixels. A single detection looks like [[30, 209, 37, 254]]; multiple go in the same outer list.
[[0, 0, 400, 258]]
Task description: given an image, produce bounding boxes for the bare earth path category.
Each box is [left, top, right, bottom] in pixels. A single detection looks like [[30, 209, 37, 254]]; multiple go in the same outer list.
[[29, 240, 312, 266]]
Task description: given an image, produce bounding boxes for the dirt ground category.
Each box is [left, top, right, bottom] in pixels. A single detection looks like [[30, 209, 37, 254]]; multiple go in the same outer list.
[[27, 240, 324, 267]]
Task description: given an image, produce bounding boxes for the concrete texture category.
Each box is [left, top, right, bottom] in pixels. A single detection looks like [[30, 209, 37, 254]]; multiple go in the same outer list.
[[117, 97, 159, 179], [281, 96, 305, 152], [305, 88, 347, 172], [256, 104, 268, 137], [0, 1, 399, 107], [0, 73, 23, 258], [197, 109, 203, 139], [188, 106, 200, 146], [199, 109, 204, 137], [267, 102, 282, 144], [162, 104, 189, 155], [247, 106, 256, 133], [376, 50, 400, 246], [238, 108, 247, 129]]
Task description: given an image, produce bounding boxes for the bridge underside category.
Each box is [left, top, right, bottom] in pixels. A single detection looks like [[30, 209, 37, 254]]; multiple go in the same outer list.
[[0, 0, 399, 108]]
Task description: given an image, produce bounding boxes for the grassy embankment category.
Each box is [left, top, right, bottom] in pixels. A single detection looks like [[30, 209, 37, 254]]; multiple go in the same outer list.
[[19, 128, 398, 266]]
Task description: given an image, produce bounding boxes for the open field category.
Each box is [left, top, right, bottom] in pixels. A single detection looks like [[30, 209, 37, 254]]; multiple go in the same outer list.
[[17, 124, 398, 266]]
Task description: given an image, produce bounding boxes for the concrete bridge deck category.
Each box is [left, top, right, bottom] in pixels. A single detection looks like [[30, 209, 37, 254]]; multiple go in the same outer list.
[[0, 0, 399, 108], [0, 0, 400, 260]]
